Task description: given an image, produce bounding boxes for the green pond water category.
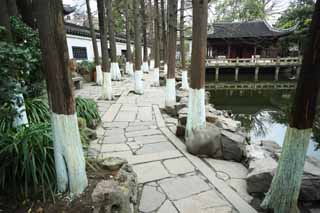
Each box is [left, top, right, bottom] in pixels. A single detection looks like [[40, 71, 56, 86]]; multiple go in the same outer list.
[[206, 71, 320, 160]]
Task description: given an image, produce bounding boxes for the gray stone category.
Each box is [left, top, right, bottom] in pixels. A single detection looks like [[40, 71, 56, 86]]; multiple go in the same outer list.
[[206, 159, 248, 179], [221, 130, 246, 162], [102, 135, 127, 144], [134, 134, 168, 144], [115, 111, 137, 122], [102, 157, 128, 171], [133, 161, 170, 183], [228, 179, 253, 203], [173, 190, 230, 212], [157, 200, 178, 213], [139, 185, 166, 212], [135, 142, 176, 155], [137, 106, 153, 121], [185, 126, 223, 159], [163, 158, 195, 175], [299, 157, 320, 201], [159, 175, 211, 200], [103, 121, 129, 128], [125, 129, 162, 138]]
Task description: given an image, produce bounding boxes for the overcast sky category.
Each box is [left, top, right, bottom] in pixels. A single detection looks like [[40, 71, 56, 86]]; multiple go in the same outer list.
[[63, 0, 293, 25]]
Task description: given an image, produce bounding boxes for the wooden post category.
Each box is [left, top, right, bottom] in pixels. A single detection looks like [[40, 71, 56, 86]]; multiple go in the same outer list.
[[186, 0, 208, 136], [254, 67, 259, 81], [215, 67, 219, 82], [275, 67, 280, 81], [227, 44, 231, 58], [34, 0, 87, 195], [235, 67, 239, 81]]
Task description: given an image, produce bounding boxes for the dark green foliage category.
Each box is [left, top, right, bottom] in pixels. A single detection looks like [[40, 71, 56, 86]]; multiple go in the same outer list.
[[0, 123, 56, 201], [25, 98, 50, 124], [76, 97, 101, 128]]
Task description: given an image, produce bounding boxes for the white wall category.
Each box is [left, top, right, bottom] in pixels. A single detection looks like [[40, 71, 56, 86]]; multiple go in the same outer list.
[[66, 34, 150, 62]]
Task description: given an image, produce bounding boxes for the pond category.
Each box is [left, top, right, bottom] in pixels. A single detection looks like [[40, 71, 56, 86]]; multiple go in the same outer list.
[[207, 78, 320, 160]]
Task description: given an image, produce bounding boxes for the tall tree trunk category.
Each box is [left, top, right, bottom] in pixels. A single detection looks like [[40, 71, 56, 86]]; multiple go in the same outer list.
[[34, 0, 87, 195], [134, 0, 143, 94], [141, 0, 149, 74], [0, 0, 13, 41], [261, 1, 320, 212], [86, 0, 101, 85], [153, 0, 161, 86], [165, 0, 177, 108], [97, 0, 112, 100], [106, 0, 121, 81], [186, 0, 208, 136], [160, 0, 168, 73], [125, 0, 134, 76], [148, 0, 155, 70], [179, 0, 188, 90], [17, 0, 36, 29], [7, 0, 18, 17]]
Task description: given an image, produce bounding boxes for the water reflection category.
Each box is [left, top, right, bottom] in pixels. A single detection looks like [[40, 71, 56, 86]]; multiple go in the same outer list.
[[209, 88, 320, 159]]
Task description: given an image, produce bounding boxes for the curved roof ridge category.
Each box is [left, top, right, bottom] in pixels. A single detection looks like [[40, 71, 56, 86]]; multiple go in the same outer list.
[[263, 20, 298, 33]]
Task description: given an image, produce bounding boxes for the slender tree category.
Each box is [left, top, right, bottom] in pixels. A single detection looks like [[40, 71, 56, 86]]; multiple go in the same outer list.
[[16, 0, 36, 29], [97, 0, 113, 100], [148, 0, 155, 71], [160, 0, 168, 74], [34, 0, 87, 195], [186, 0, 208, 136], [125, 0, 134, 76], [165, 0, 178, 107], [133, 0, 143, 94], [141, 0, 149, 74], [85, 0, 102, 85], [0, 0, 13, 41], [106, 0, 121, 81], [261, 0, 320, 212], [7, 0, 18, 17], [179, 0, 189, 90], [153, 0, 161, 86]]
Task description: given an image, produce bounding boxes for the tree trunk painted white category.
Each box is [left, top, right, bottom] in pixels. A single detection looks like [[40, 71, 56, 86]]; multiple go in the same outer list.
[[51, 112, 88, 196], [95, 65, 103, 85], [126, 62, 134, 76], [181, 70, 189, 90], [163, 63, 168, 75], [150, 59, 155, 71], [111, 62, 122, 81], [261, 127, 312, 212], [142, 61, 149, 73], [12, 93, 29, 127], [186, 88, 206, 137], [165, 78, 176, 107], [153, 67, 160, 86], [134, 70, 144, 94], [101, 72, 113, 100]]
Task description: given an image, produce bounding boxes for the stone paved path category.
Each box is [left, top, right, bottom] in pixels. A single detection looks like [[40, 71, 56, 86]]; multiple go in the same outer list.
[[77, 73, 257, 213]]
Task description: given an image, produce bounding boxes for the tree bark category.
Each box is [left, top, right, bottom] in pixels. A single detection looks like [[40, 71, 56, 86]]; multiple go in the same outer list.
[[106, 0, 117, 62], [141, 0, 148, 63], [85, 0, 99, 66], [261, 0, 320, 212], [125, 0, 132, 63], [34, 0, 87, 195], [16, 0, 36, 29], [160, 0, 167, 63], [153, 0, 161, 86], [133, 0, 143, 94], [148, 0, 155, 66], [7, 0, 18, 17], [180, 0, 186, 71], [0, 0, 12, 41]]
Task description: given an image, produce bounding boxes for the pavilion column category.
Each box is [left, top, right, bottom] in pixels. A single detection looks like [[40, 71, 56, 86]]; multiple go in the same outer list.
[[227, 44, 231, 58], [275, 67, 280, 81], [296, 66, 301, 79], [254, 67, 259, 81], [235, 67, 239, 81], [215, 67, 219, 82]]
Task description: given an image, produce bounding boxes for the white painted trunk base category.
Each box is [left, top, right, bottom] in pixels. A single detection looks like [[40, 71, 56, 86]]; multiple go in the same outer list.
[[51, 112, 88, 196], [142, 61, 149, 73], [126, 62, 134, 77], [101, 72, 113, 100], [95, 65, 103, 86], [163, 63, 168, 75], [111, 62, 122, 81], [186, 88, 206, 137], [261, 127, 312, 212], [181, 70, 189, 90], [165, 78, 176, 107], [150, 60, 155, 71], [153, 67, 160, 86], [12, 93, 29, 127], [134, 70, 144, 94]]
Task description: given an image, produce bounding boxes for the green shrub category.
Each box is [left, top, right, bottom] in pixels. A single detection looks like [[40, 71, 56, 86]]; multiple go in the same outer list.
[[76, 97, 101, 128], [0, 123, 56, 201], [25, 98, 50, 123]]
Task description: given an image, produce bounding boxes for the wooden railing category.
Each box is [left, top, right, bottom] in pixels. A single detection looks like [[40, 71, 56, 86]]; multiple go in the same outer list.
[[206, 81, 297, 91]]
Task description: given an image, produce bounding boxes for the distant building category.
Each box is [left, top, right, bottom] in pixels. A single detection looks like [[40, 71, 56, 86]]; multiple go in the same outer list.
[[206, 21, 296, 59]]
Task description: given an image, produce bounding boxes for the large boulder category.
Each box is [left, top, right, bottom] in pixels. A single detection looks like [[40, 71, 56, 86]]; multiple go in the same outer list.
[[221, 130, 246, 161], [300, 157, 320, 201], [185, 126, 223, 159]]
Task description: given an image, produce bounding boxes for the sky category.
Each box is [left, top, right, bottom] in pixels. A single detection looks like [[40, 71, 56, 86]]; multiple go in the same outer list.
[[63, 0, 292, 25]]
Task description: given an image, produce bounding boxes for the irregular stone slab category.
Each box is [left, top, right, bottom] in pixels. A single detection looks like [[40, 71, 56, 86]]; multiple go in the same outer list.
[[121, 105, 138, 112], [153, 105, 166, 128], [126, 125, 150, 132], [158, 200, 178, 213], [100, 151, 133, 160], [115, 111, 137, 122], [139, 185, 166, 212], [136, 142, 176, 155], [137, 106, 153, 121], [103, 121, 129, 128], [159, 175, 211, 200], [129, 121, 155, 126], [205, 159, 248, 179], [101, 103, 121, 122], [100, 143, 131, 153], [174, 190, 230, 213], [102, 135, 127, 144], [228, 179, 253, 203], [125, 129, 162, 138], [221, 130, 246, 162], [133, 161, 170, 183], [105, 128, 125, 136], [134, 134, 168, 144], [163, 158, 195, 175], [127, 150, 183, 165], [300, 158, 320, 201], [102, 157, 128, 171]]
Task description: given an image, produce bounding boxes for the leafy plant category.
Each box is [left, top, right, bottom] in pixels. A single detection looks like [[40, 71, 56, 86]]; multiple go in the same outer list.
[[25, 98, 50, 124], [76, 97, 101, 128], [0, 123, 56, 201]]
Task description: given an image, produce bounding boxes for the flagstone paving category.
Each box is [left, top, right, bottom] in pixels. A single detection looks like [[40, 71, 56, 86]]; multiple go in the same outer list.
[[77, 73, 257, 213]]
